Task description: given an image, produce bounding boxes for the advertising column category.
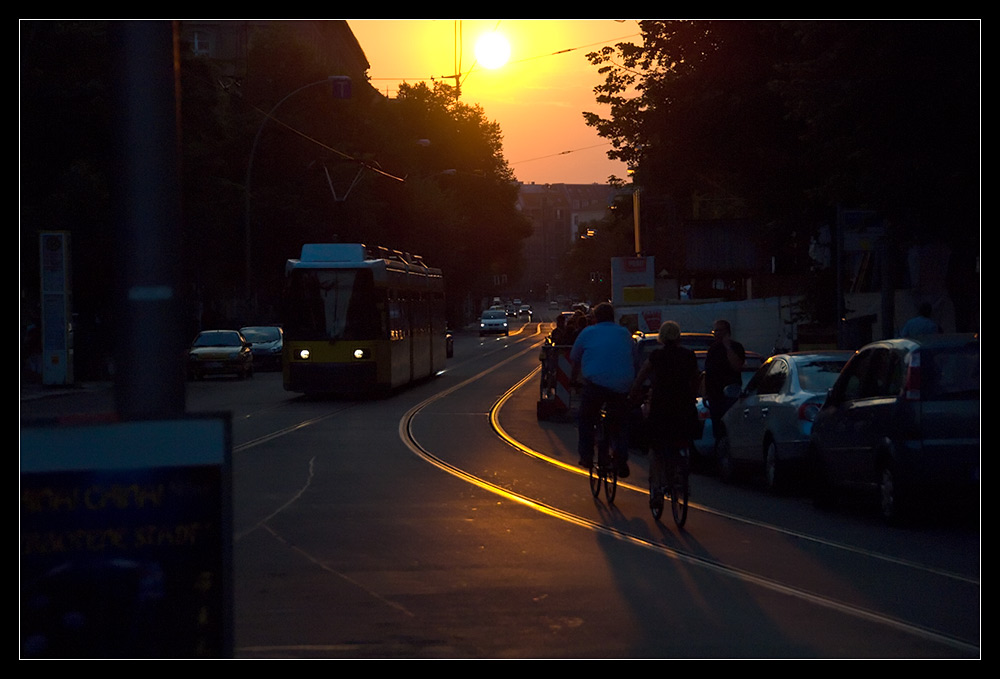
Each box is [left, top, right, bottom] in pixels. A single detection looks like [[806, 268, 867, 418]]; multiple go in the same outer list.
[[40, 231, 73, 386]]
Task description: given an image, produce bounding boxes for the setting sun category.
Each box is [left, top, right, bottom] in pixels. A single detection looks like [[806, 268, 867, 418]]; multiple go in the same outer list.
[[474, 32, 510, 69], [349, 20, 634, 184]]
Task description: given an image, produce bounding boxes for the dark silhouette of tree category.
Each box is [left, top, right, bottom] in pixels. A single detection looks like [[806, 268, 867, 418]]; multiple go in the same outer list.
[[22, 20, 534, 348], [20, 21, 116, 377], [583, 20, 979, 327]]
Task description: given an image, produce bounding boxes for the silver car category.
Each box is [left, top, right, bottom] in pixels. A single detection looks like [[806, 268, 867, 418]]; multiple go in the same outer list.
[[717, 351, 852, 492], [479, 310, 509, 336], [240, 325, 283, 370]]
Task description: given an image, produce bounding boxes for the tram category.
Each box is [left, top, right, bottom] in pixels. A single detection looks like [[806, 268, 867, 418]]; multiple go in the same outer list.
[[282, 243, 447, 395]]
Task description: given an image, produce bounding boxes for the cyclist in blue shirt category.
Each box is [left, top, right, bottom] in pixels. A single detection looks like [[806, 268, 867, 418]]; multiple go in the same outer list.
[[570, 302, 636, 478]]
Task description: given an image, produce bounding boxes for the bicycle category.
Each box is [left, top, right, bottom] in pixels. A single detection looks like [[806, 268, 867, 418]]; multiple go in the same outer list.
[[649, 442, 690, 528], [589, 407, 618, 504]]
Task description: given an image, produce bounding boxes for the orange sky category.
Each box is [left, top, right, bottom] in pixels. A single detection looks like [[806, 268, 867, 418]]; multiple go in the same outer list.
[[348, 20, 637, 186]]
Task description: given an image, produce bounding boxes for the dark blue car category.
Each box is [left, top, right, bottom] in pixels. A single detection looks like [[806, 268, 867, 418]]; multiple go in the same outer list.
[[810, 334, 980, 523]]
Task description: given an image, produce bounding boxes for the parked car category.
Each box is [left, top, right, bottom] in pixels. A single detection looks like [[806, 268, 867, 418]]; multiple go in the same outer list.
[[188, 329, 253, 380], [679, 332, 716, 353], [239, 325, 283, 370], [479, 310, 509, 336], [633, 331, 753, 368], [716, 351, 853, 492], [809, 334, 980, 523]]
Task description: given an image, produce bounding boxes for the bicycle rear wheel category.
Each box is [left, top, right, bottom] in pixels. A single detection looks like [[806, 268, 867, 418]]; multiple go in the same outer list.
[[649, 484, 664, 520], [604, 462, 617, 504], [589, 461, 601, 497], [670, 452, 690, 528]]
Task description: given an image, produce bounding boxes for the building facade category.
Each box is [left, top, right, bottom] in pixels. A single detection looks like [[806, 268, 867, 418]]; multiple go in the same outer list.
[[517, 182, 621, 298]]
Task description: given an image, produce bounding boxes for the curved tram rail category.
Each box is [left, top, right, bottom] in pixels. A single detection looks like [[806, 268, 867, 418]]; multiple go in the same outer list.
[[398, 344, 979, 657], [230, 326, 977, 657]]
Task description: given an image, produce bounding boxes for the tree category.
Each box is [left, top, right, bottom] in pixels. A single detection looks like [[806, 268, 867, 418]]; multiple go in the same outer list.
[[189, 25, 531, 326], [584, 20, 979, 326], [20, 21, 118, 377], [370, 82, 531, 321]]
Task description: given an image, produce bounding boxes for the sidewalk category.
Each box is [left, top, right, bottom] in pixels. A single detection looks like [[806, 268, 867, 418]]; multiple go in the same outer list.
[[20, 379, 113, 403]]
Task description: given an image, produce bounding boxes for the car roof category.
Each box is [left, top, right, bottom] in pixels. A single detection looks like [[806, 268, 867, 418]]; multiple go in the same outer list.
[[636, 331, 713, 339], [636, 332, 716, 350], [773, 350, 854, 362], [855, 333, 978, 353]]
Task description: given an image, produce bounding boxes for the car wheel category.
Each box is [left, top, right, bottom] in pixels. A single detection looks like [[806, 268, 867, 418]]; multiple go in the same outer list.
[[810, 449, 836, 510], [879, 463, 908, 525], [764, 439, 783, 494]]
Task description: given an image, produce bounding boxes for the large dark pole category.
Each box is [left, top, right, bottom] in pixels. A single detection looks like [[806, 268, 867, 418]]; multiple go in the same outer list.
[[111, 21, 185, 418]]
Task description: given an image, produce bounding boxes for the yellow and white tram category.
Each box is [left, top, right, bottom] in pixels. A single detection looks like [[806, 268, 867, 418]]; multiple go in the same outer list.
[[282, 243, 447, 395]]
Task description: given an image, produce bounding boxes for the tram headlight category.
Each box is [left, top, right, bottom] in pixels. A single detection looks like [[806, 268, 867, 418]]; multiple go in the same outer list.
[[353, 348, 370, 360], [298, 349, 310, 360]]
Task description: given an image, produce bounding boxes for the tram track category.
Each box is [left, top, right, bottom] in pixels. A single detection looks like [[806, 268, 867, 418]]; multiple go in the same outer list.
[[225, 322, 976, 654], [399, 341, 980, 655]]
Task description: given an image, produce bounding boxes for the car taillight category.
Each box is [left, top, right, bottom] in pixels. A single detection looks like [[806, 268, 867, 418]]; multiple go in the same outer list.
[[697, 400, 710, 420], [903, 351, 921, 401], [798, 402, 821, 422]]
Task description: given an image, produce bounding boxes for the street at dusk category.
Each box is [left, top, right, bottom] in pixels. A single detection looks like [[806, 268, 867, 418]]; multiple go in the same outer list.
[[21, 20, 979, 658], [21, 320, 980, 657]]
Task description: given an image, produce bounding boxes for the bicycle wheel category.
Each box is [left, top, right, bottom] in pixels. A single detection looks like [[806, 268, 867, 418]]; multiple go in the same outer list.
[[670, 453, 690, 528], [589, 460, 601, 497], [604, 460, 618, 504], [649, 482, 664, 520]]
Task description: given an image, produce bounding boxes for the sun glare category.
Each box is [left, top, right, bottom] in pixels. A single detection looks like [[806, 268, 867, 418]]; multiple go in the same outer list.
[[475, 32, 511, 70]]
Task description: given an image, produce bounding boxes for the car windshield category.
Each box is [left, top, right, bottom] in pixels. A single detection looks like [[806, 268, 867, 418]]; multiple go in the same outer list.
[[795, 358, 849, 392], [241, 327, 281, 342], [483, 311, 506, 320], [193, 331, 242, 347]]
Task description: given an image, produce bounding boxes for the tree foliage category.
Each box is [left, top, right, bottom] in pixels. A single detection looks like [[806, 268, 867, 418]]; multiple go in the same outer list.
[[231, 36, 530, 325], [21, 20, 532, 336], [584, 20, 979, 250]]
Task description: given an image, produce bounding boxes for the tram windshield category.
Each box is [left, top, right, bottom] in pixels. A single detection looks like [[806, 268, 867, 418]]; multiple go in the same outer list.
[[283, 268, 382, 341]]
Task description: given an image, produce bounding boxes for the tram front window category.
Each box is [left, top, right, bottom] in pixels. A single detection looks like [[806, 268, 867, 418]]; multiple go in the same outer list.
[[284, 269, 381, 341]]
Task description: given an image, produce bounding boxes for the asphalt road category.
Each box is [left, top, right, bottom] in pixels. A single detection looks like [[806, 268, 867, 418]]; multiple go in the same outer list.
[[20, 319, 981, 658]]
